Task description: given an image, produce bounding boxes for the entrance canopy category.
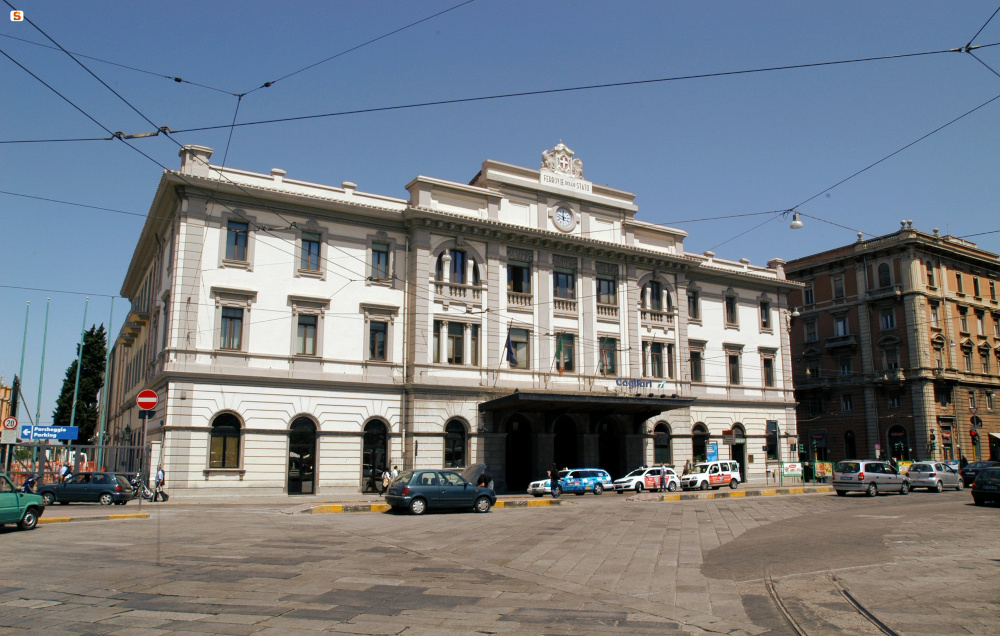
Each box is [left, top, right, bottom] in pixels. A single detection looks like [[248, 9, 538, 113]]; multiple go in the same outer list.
[[478, 391, 694, 421]]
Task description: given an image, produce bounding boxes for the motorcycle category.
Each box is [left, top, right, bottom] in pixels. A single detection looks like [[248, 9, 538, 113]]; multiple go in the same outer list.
[[130, 473, 154, 501], [19, 475, 37, 494]]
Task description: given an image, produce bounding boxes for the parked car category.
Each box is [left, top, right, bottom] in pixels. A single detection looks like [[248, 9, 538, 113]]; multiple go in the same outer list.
[[384, 465, 495, 515], [38, 472, 134, 506], [833, 460, 910, 497], [971, 467, 1000, 506], [959, 461, 1000, 487], [528, 468, 612, 497], [680, 461, 741, 491], [906, 462, 963, 492], [613, 466, 679, 493], [0, 472, 45, 531]]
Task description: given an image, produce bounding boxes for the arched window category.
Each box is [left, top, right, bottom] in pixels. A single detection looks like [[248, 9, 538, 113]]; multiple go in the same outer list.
[[654, 423, 671, 464], [844, 430, 857, 459], [288, 417, 316, 495], [692, 423, 709, 463], [362, 420, 388, 487], [877, 263, 892, 288], [210, 413, 241, 468], [444, 420, 466, 468], [643, 281, 663, 311], [887, 425, 909, 460], [435, 249, 479, 285]]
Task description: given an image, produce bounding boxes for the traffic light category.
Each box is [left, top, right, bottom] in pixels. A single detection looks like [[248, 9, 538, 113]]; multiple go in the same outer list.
[[970, 429, 979, 445]]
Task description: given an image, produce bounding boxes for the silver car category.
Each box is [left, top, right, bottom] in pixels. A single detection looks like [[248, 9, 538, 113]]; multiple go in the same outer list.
[[906, 462, 963, 492], [833, 459, 910, 497]]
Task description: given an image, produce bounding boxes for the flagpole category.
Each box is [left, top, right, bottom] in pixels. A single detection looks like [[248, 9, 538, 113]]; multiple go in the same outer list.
[[493, 320, 513, 388]]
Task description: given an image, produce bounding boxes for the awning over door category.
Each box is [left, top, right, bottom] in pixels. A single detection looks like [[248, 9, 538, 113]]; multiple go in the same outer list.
[[478, 391, 694, 421]]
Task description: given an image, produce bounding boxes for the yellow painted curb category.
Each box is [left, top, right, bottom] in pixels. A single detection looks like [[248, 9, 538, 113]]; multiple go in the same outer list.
[[39, 517, 72, 524], [109, 513, 149, 520], [728, 491, 746, 497], [759, 488, 778, 496], [787, 487, 805, 495], [662, 494, 681, 501], [311, 504, 343, 513], [370, 504, 390, 512]]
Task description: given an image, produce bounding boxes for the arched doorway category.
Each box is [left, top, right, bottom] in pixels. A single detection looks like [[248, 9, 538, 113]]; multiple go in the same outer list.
[[654, 423, 672, 465], [692, 423, 709, 463], [444, 420, 467, 468], [362, 420, 388, 493], [553, 416, 578, 470], [288, 417, 316, 495], [731, 424, 747, 481], [887, 425, 910, 461], [597, 418, 623, 478], [504, 416, 532, 492]]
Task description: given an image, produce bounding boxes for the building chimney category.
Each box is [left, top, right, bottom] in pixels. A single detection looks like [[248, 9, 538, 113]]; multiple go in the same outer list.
[[178, 145, 213, 177]]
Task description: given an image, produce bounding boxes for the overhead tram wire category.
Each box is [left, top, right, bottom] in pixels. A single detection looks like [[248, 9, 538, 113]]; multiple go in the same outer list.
[[966, 4, 1000, 49], [244, 0, 479, 95], [0, 32, 239, 96]]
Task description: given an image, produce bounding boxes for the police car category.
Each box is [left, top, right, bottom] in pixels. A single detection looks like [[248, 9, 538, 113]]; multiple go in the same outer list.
[[613, 466, 680, 493], [680, 460, 741, 491], [527, 468, 613, 497]]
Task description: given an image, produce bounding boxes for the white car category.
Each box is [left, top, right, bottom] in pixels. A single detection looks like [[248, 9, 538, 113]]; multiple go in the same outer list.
[[680, 460, 741, 491], [613, 466, 679, 493]]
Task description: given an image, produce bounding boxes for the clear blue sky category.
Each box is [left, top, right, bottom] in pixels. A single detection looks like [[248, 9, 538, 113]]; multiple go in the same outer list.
[[2, 1, 999, 427]]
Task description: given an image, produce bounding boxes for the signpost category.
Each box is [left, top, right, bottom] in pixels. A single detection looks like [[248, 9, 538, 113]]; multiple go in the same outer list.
[[136, 390, 158, 411], [1, 416, 17, 445], [19, 425, 78, 441]]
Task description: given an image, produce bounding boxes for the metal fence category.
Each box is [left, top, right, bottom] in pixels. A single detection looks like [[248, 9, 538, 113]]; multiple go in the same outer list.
[[1, 443, 151, 487]]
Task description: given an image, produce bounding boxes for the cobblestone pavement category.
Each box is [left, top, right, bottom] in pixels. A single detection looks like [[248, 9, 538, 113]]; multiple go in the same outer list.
[[0, 490, 996, 635]]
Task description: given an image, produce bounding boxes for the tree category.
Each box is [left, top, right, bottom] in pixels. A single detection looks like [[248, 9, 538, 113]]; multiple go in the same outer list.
[[52, 324, 107, 444]]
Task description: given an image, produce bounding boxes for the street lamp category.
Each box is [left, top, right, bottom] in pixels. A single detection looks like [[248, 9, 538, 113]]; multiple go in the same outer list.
[[789, 211, 805, 229]]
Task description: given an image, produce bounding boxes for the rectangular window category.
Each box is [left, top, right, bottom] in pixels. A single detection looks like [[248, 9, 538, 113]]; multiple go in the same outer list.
[[804, 284, 815, 305], [447, 323, 464, 365], [220, 307, 243, 350], [369, 321, 387, 361], [841, 394, 853, 412], [728, 354, 741, 385], [981, 351, 990, 374], [988, 393, 995, 410], [725, 296, 738, 326], [977, 312, 986, 335], [974, 277, 982, 297], [964, 352, 972, 372], [509, 328, 530, 369], [885, 348, 899, 369], [926, 262, 935, 286], [935, 387, 952, 406], [596, 275, 616, 305], [991, 280, 997, 301], [648, 342, 664, 378], [888, 391, 902, 409], [226, 220, 248, 261], [832, 275, 845, 300], [599, 337, 617, 375], [470, 324, 479, 366], [880, 308, 896, 330], [806, 359, 820, 378], [556, 333, 574, 372], [805, 319, 818, 342], [371, 242, 390, 280], [763, 357, 775, 387], [956, 273, 964, 294], [296, 315, 317, 355], [960, 308, 969, 333], [667, 343, 675, 379], [553, 269, 575, 300], [839, 356, 853, 375], [760, 301, 771, 329], [301, 232, 321, 271], [688, 291, 700, 320], [690, 350, 703, 382], [994, 314, 1000, 337], [969, 391, 976, 410], [834, 315, 849, 336], [647, 282, 663, 311], [930, 303, 940, 328], [508, 261, 531, 294]]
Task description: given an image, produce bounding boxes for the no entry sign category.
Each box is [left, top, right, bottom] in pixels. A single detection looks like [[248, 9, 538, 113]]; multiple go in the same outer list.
[[137, 389, 158, 411]]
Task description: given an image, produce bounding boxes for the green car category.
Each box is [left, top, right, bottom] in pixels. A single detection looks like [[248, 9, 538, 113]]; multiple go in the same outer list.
[[0, 472, 45, 531]]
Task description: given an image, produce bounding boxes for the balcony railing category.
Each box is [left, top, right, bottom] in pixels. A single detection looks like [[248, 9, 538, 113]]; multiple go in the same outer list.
[[596, 303, 619, 318], [507, 291, 532, 308], [554, 298, 577, 313], [641, 309, 675, 325], [435, 283, 483, 300], [824, 334, 856, 348], [867, 285, 902, 300]]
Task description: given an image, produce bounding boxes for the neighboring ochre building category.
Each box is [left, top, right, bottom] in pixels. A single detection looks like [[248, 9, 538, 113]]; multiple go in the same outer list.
[[106, 143, 800, 497], [786, 221, 1000, 465]]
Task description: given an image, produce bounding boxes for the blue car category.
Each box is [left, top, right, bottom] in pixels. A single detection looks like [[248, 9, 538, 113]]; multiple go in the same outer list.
[[528, 468, 613, 497], [384, 464, 496, 515]]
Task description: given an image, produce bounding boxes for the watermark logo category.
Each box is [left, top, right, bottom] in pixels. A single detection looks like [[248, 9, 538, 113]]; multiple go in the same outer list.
[[10, 10, 24, 21]]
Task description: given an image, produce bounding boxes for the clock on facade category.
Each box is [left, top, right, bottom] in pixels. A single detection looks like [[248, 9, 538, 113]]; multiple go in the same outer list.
[[554, 207, 574, 230]]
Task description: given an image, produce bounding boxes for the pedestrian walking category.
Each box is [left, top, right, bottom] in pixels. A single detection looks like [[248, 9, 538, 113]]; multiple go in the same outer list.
[[960, 455, 969, 469], [381, 467, 391, 492], [391, 465, 399, 480], [59, 462, 72, 482], [152, 464, 168, 502], [659, 462, 668, 490]]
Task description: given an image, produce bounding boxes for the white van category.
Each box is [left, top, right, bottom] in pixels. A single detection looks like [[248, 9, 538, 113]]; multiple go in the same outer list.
[[680, 460, 741, 490]]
